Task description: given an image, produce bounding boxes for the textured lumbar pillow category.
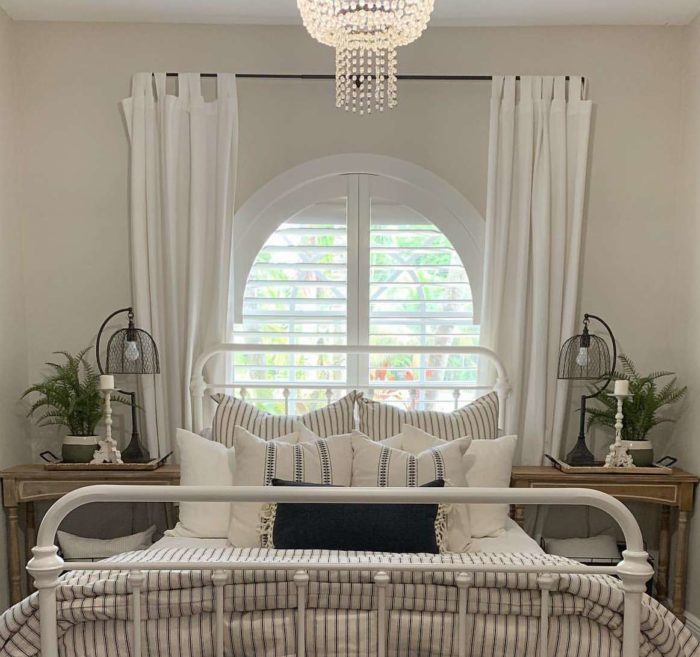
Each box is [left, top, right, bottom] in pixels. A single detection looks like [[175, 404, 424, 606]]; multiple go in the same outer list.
[[228, 426, 353, 546], [58, 525, 156, 561], [357, 391, 499, 441], [260, 478, 447, 553], [212, 391, 358, 445], [384, 426, 517, 538], [166, 429, 236, 538], [351, 434, 472, 551]]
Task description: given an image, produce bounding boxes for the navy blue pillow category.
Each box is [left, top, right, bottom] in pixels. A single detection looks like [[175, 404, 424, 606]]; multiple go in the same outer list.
[[267, 478, 445, 553]]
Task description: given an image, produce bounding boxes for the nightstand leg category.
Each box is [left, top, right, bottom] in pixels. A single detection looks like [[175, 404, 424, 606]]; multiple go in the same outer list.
[[656, 505, 670, 600], [25, 503, 37, 595], [514, 504, 525, 529], [7, 506, 22, 605], [672, 510, 690, 621]]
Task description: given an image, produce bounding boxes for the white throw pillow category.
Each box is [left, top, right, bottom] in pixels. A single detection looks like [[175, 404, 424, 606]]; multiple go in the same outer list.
[[352, 434, 472, 552], [228, 426, 353, 547], [212, 391, 358, 445], [167, 429, 235, 538], [57, 525, 156, 561], [358, 391, 499, 441], [385, 426, 517, 538], [545, 534, 621, 561]]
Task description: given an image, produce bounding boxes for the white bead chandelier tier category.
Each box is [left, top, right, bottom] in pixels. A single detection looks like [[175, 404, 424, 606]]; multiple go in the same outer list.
[[297, 0, 435, 114]]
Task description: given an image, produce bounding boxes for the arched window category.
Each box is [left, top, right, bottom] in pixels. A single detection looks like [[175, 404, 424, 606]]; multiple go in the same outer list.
[[231, 156, 484, 414]]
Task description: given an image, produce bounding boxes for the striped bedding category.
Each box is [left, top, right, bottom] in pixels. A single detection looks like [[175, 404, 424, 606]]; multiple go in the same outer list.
[[1, 548, 697, 657]]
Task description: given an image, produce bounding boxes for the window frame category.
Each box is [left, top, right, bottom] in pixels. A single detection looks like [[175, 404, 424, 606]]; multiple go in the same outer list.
[[232, 154, 485, 326]]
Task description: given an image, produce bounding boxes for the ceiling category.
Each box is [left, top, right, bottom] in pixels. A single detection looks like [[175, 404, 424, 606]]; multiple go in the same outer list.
[[1, 0, 699, 26]]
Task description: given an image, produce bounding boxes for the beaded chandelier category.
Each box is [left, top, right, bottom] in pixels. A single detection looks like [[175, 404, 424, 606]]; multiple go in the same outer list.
[[297, 0, 435, 114]]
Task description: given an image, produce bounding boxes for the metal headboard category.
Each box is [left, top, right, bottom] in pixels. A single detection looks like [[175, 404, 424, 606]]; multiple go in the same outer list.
[[190, 343, 512, 434]]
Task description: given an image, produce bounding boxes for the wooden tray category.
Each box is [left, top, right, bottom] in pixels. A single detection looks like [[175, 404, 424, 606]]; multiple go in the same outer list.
[[545, 455, 672, 475], [44, 455, 170, 471]]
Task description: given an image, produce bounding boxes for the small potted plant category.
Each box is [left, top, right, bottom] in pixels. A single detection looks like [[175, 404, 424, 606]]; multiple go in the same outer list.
[[586, 354, 687, 466], [22, 348, 127, 463]]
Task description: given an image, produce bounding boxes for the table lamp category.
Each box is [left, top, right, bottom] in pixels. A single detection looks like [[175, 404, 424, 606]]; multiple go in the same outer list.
[[96, 307, 160, 462], [557, 313, 617, 466]]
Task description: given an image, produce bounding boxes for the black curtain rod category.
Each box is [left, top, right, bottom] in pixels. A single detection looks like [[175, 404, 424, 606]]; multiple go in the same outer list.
[[164, 73, 579, 82]]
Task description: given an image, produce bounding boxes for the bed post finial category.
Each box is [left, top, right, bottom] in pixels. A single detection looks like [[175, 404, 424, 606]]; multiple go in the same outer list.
[[27, 545, 64, 657], [494, 376, 512, 432], [190, 375, 206, 433], [618, 550, 653, 657]]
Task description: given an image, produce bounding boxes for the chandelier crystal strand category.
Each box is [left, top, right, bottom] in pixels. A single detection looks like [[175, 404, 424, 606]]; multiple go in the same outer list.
[[298, 0, 434, 113]]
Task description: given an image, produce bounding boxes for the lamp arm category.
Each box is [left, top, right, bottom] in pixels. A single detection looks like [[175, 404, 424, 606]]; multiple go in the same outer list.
[[95, 307, 133, 374], [583, 312, 617, 400]]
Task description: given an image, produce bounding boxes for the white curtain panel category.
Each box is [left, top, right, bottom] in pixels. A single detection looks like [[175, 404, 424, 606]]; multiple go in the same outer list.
[[121, 73, 238, 455], [481, 76, 592, 465]]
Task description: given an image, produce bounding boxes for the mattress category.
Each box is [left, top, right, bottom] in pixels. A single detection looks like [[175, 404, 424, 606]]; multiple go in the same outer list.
[[150, 517, 543, 553]]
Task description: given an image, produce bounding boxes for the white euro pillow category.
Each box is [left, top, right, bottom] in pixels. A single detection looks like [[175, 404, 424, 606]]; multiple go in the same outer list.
[[384, 426, 517, 539], [166, 428, 235, 538]]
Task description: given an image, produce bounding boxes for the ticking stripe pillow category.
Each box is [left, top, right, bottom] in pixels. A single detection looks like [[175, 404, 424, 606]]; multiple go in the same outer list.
[[357, 391, 499, 441], [212, 391, 358, 445]]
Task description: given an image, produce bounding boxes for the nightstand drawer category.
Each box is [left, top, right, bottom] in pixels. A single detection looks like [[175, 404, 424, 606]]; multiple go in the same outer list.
[[526, 481, 679, 506]]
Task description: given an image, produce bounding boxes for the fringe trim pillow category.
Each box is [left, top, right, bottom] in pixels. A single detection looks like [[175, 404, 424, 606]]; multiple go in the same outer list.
[[357, 391, 499, 441], [259, 478, 448, 554], [212, 391, 358, 445]]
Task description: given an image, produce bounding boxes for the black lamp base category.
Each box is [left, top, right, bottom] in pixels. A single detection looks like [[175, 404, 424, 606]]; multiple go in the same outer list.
[[121, 433, 151, 463], [565, 436, 596, 466]]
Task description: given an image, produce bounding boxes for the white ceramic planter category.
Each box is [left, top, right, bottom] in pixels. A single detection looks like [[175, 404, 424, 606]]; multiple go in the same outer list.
[[62, 435, 99, 463], [621, 440, 654, 467]]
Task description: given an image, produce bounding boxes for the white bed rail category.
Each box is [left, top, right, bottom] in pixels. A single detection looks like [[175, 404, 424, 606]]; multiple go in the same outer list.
[[28, 485, 653, 657], [190, 343, 513, 433]]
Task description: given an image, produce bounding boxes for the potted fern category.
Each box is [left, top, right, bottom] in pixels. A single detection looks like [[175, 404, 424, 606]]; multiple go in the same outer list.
[[22, 348, 127, 462], [586, 354, 687, 466]]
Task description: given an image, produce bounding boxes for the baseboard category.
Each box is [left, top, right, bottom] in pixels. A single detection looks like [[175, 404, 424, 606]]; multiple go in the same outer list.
[[685, 611, 700, 638]]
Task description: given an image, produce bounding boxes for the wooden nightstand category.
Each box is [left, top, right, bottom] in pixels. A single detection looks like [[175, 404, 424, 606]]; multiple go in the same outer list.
[[510, 465, 698, 621], [0, 464, 180, 606]]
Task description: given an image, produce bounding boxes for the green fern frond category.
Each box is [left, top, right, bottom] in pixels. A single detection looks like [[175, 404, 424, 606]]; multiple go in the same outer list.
[[586, 352, 687, 441]]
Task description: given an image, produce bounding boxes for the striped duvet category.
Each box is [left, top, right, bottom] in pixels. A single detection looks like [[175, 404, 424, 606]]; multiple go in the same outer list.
[[1, 547, 697, 657]]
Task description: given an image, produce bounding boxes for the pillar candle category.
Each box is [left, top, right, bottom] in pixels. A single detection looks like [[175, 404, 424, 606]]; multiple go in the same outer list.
[[100, 374, 115, 391], [614, 379, 629, 396]]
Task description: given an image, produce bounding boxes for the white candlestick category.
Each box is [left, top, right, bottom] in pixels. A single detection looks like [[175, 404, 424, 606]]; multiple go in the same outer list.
[[614, 379, 629, 396], [100, 374, 115, 391]]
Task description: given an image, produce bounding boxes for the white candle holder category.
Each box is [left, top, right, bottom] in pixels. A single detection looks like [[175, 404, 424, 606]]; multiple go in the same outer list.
[[604, 391, 634, 468], [91, 379, 123, 465]]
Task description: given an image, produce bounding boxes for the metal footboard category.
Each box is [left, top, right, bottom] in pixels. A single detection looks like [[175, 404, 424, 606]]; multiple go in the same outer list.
[[27, 485, 653, 657]]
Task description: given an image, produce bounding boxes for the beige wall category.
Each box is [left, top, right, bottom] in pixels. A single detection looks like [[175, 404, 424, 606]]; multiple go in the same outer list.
[[0, 7, 29, 610], [672, 13, 700, 626], [6, 19, 697, 615]]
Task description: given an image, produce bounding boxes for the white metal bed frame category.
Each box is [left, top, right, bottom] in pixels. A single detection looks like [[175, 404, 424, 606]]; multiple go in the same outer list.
[[26, 344, 654, 657], [28, 486, 653, 657]]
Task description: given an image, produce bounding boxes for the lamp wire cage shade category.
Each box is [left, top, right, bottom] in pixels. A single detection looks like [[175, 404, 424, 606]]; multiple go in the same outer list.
[[557, 333, 611, 381], [297, 0, 435, 113], [105, 328, 160, 375]]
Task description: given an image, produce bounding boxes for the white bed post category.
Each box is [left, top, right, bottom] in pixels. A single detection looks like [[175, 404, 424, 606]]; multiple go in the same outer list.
[[212, 570, 228, 657], [375, 571, 390, 657], [618, 550, 654, 657], [456, 573, 472, 657], [190, 374, 206, 433], [26, 545, 64, 657], [128, 571, 146, 657], [294, 570, 310, 657], [537, 574, 557, 657], [494, 376, 512, 433]]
